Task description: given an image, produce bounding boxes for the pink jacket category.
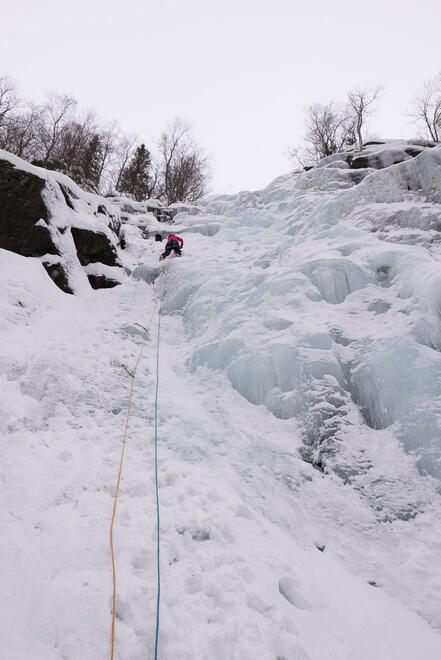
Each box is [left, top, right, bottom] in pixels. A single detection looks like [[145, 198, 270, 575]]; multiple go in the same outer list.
[[168, 234, 184, 246]]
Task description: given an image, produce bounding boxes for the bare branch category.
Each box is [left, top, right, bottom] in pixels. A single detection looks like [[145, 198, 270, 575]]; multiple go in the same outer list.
[[156, 118, 209, 204], [0, 74, 19, 123], [36, 94, 77, 164], [113, 133, 137, 192], [288, 102, 355, 166], [411, 76, 441, 142], [347, 86, 381, 151]]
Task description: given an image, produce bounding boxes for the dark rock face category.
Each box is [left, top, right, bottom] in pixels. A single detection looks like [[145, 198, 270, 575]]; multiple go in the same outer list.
[[350, 147, 424, 171], [71, 227, 119, 267], [119, 231, 127, 250], [58, 183, 76, 209], [1, 154, 124, 295], [350, 155, 374, 170], [42, 261, 73, 294], [363, 141, 385, 147], [87, 274, 120, 289], [405, 147, 424, 158], [96, 204, 120, 236], [0, 160, 59, 257]]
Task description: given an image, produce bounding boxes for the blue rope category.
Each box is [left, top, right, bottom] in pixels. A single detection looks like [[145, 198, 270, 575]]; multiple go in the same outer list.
[[154, 274, 166, 659]]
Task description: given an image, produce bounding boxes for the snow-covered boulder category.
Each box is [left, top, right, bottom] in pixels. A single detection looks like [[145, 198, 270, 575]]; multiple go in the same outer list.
[[349, 144, 425, 170], [0, 150, 124, 293], [312, 140, 437, 176]]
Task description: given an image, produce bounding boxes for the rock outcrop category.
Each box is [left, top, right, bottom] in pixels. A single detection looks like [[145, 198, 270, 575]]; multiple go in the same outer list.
[[0, 150, 123, 293], [0, 159, 59, 258], [87, 274, 120, 289], [314, 140, 434, 176], [71, 227, 119, 267], [349, 146, 425, 170], [41, 260, 72, 294]]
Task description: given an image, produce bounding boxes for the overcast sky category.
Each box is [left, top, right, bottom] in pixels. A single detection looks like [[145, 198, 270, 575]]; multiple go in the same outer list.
[[1, 0, 440, 193]]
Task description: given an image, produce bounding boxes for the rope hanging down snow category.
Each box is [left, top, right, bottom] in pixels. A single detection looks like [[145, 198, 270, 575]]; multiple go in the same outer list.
[[109, 264, 166, 660], [153, 267, 165, 659]]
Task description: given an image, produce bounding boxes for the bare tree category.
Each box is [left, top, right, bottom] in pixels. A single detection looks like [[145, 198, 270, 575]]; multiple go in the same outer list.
[[0, 73, 209, 202], [157, 119, 209, 204], [53, 115, 119, 192], [0, 75, 22, 152], [166, 149, 207, 202], [347, 87, 381, 151], [95, 122, 117, 192], [57, 110, 98, 171], [157, 119, 191, 202], [36, 94, 77, 164], [0, 103, 42, 158], [307, 103, 354, 157], [289, 103, 355, 166], [112, 133, 138, 192], [286, 146, 316, 169], [412, 75, 441, 142], [0, 75, 19, 124]]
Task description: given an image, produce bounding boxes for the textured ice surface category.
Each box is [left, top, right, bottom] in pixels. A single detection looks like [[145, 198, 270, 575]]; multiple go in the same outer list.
[[174, 145, 441, 488]]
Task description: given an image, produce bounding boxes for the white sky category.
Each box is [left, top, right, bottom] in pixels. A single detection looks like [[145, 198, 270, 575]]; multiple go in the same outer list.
[[1, 0, 440, 193]]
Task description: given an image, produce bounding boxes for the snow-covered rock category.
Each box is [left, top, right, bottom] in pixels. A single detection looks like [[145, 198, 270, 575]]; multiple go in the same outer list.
[[313, 140, 437, 180], [108, 194, 177, 223], [0, 150, 123, 292]]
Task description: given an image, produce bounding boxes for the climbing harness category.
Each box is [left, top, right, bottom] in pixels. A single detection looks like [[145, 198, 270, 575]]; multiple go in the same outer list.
[[109, 264, 166, 660]]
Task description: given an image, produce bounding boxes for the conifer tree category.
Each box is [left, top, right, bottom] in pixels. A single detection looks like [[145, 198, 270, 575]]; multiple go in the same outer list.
[[119, 143, 152, 201]]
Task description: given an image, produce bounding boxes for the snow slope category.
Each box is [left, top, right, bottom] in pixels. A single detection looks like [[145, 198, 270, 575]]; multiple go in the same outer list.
[[2, 143, 441, 659]]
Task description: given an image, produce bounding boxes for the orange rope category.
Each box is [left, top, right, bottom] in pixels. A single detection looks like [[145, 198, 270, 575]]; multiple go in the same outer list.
[[109, 269, 165, 660]]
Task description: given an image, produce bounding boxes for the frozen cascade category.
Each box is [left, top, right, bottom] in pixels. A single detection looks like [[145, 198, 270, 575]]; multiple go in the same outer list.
[[2, 142, 441, 659], [171, 145, 441, 488]]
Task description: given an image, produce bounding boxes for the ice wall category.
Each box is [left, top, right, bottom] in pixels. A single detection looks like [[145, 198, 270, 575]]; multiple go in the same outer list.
[[165, 144, 441, 519]]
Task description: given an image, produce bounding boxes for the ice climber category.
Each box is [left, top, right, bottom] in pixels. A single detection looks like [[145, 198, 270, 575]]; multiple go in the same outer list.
[[160, 233, 184, 260]]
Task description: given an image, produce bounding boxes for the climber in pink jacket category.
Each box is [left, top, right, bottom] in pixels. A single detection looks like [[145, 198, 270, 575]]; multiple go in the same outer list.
[[160, 234, 183, 260]]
